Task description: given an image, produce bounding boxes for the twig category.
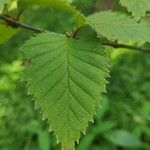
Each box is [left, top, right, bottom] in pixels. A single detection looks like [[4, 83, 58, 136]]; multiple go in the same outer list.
[[102, 41, 150, 53], [0, 15, 150, 53], [0, 15, 45, 32]]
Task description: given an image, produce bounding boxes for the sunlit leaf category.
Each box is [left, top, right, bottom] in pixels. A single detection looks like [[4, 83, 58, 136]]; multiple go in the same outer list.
[[0, 23, 18, 44], [0, 0, 8, 13], [21, 27, 110, 150], [87, 11, 150, 43], [119, 0, 150, 21], [18, 0, 86, 27]]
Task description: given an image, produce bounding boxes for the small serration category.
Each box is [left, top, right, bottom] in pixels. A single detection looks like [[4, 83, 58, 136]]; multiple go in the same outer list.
[[21, 27, 110, 150]]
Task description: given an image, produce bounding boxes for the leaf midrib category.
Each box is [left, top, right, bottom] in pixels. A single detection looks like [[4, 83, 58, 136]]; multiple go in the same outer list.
[[65, 39, 83, 142], [66, 39, 72, 141]]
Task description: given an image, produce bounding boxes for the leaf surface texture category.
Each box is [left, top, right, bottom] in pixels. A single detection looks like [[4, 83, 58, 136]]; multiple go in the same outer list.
[[87, 11, 150, 43], [21, 28, 109, 150], [119, 0, 150, 20]]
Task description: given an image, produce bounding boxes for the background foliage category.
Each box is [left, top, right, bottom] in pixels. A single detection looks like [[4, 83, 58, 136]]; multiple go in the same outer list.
[[0, 0, 150, 150]]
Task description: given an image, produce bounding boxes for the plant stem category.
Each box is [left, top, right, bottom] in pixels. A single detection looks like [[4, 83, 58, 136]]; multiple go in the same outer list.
[[0, 15, 150, 53], [0, 15, 45, 32], [102, 41, 150, 53]]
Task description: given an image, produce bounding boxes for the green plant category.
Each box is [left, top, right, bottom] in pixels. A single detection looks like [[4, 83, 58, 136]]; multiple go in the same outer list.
[[0, 0, 150, 150]]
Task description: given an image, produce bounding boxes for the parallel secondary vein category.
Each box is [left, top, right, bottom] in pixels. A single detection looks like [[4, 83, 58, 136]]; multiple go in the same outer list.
[[30, 50, 65, 74], [24, 38, 64, 48], [69, 103, 83, 125], [31, 43, 65, 59], [69, 62, 102, 87], [36, 60, 66, 83], [43, 72, 67, 97], [70, 91, 91, 117], [73, 46, 103, 56], [49, 88, 67, 111], [70, 54, 104, 72], [69, 76, 97, 102]]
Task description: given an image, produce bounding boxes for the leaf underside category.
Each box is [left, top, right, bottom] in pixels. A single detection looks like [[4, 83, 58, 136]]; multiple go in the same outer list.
[[119, 0, 150, 21], [21, 27, 109, 150], [87, 11, 150, 43]]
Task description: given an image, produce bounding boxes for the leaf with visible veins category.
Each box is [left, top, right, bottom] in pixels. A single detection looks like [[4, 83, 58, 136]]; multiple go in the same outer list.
[[21, 27, 110, 150], [119, 0, 150, 21]]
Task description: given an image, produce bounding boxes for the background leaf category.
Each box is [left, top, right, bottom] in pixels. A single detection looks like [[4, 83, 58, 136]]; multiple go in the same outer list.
[[104, 129, 143, 147], [18, 0, 85, 27], [0, 0, 6, 13], [0, 23, 18, 45], [119, 0, 150, 21], [38, 130, 50, 150], [87, 11, 150, 43]]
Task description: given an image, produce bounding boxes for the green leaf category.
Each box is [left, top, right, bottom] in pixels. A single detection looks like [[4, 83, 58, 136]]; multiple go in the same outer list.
[[87, 11, 150, 43], [0, 0, 4, 13], [104, 130, 142, 147], [0, 0, 7, 13], [92, 121, 116, 135], [21, 27, 109, 150], [77, 134, 94, 150], [95, 96, 109, 120], [38, 130, 50, 150], [18, 0, 86, 28], [77, 121, 116, 150], [119, 0, 150, 21], [5, 0, 18, 11], [0, 23, 18, 44], [64, 0, 74, 3], [0, 0, 18, 14]]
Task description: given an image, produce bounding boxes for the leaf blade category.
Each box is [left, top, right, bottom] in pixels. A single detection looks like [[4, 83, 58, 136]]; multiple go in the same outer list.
[[18, 0, 86, 27], [119, 0, 150, 20], [104, 130, 142, 147], [0, 0, 6, 13], [21, 29, 109, 150], [87, 11, 150, 43], [0, 23, 18, 44]]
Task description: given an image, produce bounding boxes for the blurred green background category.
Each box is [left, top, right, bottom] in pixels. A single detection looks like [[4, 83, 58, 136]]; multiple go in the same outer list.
[[0, 0, 150, 150]]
